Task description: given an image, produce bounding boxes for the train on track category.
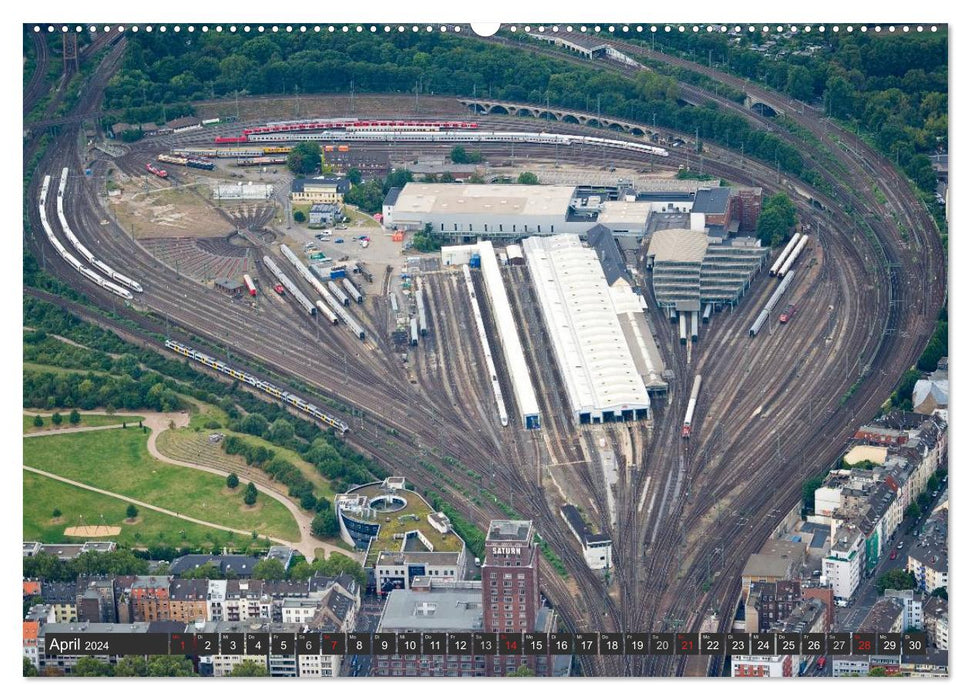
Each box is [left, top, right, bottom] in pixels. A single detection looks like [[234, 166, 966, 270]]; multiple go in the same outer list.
[[235, 129, 670, 158], [157, 153, 215, 170], [39, 174, 134, 301], [145, 163, 168, 179], [462, 264, 509, 427], [243, 274, 257, 297], [213, 119, 480, 144], [769, 232, 802, 277], [40, 168, 142, 301], [263, 255, 316, 315], [164, 339, 349, 434], [682, 375, 703, 439]]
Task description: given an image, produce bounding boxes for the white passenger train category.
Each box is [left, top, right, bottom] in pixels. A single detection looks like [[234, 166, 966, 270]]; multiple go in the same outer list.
[[57, 168, 144, 293], [38, 174, 133, 301], [245, 129, 670, 158]]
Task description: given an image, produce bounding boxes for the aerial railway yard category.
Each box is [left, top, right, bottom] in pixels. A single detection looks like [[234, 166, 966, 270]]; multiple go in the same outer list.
[[24, 31, 945, 678]]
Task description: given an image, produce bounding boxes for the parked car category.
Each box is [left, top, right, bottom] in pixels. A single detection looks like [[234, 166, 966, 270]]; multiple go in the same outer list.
[[335, 238, 344, 244], [890, 551, 897, 560], [897, 541, 904, 549]]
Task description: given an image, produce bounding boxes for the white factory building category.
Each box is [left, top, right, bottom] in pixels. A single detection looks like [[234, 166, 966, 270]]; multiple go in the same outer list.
[[523, 234, 652, 424], [389, 183, 581, 236]]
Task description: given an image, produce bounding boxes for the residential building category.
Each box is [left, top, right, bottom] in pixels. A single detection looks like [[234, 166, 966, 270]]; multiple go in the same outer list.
[[281, 598, 319, 624], [23, 541, 116, 560], [169, 554, 260, 577], [831, 655, 870, 677], [908, 509, 948, 593], [884, 589, 923, 631], [900, 649, 948, 677], [822, 525, 864, 600], [743, 580, 802, 633], [922, 596, 948, 650], [129, 576, 172, 622], [731, 655, 795, 678], [859, 597, 904, 634], [167, 578, 209, 623], [40, 581, 78, 623]]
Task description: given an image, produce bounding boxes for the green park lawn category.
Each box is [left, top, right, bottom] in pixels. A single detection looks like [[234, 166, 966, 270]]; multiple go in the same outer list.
[[22, 427, 300, 541], [23, 471, 244, 551], [24, 412, 144, 434]]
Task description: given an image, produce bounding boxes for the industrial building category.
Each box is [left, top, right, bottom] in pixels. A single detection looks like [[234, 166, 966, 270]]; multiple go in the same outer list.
[[559, 505, 613, 570], [290, 176, 351, 204], [387, 182, 763, 242], [646, 228, 767, 313], [523, 234, 652, 424]]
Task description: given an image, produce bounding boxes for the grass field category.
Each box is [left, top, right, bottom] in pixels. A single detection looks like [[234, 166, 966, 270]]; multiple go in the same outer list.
[[23, 362, 112, 377], [157, 428, 336, 503], [22, 428, 300, 541], [24, 412, 144, 434], [24, 471, 243, 550]]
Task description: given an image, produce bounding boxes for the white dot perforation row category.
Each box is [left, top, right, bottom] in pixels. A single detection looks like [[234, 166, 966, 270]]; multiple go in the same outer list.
[[34, 24, 939, 34]]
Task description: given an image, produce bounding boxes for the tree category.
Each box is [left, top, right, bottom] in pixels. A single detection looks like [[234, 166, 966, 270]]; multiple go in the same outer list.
[[876, 568, 917, 595], [517, 171, 539, 185], [868, 666, 889, 677], [126, 504, 139, 520], [450, 145, 470, 163], [313, 552, 366, 587], [801, 475, 824, 513], [52, 508, 62, 518], [756, 193, 797, 247], [23, 657, 39, 677], [226, 473, 239, 489], [930, 586, 948, 600], [267, 417, 294, 443], [146, 655, 195, 677], [287, 142, 323, 175], [229, 660, 268, 676], [346, 167, 362, 185], [509, 663, 535, 676], [51, 412, 62, 426], [905, 502, 921, 519], [244, 482, 258, 506], [288, 560, 314, 580], [311, 511, 339, 539], [33, 415, 44, 428], [74, 657, 115, 676], [252, 558, 287, 580], [69, 409, 81, 425], [293, 210, 306, 223], [179, 562, 222, 580]]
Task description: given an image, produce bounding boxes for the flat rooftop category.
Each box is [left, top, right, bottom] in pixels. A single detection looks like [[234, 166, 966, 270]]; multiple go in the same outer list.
[[393, 183, 576, 217], [647, 228, 709, 264], [378, 588, 484, 632], [487, 520, 533, 543]]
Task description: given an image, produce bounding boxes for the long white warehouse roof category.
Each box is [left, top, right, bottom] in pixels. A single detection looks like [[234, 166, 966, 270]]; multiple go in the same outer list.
[[477, 241, 540, 426], [393, 183, 576, 217], [523, 234, 651, 421]]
